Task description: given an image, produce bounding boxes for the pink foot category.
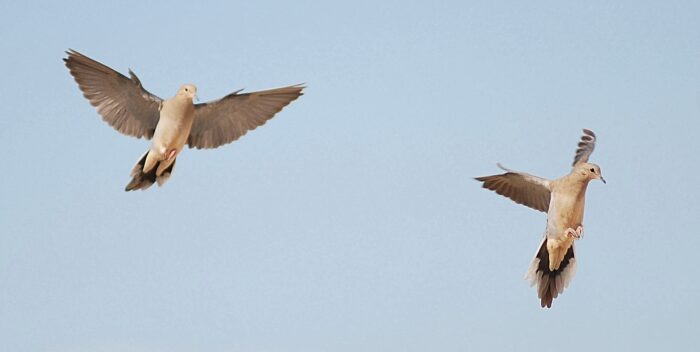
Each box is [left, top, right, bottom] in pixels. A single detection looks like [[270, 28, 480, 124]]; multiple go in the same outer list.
[[564, 225, 584, 239], [165, 149, 177, 161]]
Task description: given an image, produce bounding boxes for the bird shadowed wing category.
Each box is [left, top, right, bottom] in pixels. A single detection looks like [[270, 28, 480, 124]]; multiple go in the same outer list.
[[187, 85, 305, 149], [475, 164, 552, 213], [63, 49, 162, 139]]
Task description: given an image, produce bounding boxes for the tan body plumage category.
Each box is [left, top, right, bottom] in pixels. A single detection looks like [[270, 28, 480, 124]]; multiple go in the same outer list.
[[144, 88, 196, 178], [546, 174, 588, 269], [476, 129, 604, 308]]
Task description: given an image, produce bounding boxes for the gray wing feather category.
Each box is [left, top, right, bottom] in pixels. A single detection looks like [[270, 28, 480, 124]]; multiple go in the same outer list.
[[475, 163, 552, 213], [572, 129, 596, 166], [187, 85, 304, 149], [64, 49, 162, 139]]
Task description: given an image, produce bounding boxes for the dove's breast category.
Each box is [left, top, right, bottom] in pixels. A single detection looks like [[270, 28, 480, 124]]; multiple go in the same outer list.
[[151, 100, 195, 155], [547, 184, 588, 234], [543, 185, 586, 270]]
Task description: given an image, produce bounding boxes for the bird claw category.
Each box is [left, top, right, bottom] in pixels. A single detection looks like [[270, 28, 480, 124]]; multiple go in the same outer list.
[[565, 225, 584, 239]]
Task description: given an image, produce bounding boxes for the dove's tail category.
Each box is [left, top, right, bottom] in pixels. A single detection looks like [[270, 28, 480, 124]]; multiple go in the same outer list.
[[125, 150, 176, 191], [525, 238, 577, 308]]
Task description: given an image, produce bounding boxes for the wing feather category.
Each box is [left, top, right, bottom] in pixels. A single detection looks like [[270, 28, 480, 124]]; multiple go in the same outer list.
[[64, 49, 162, 139], [188, 85, 304, 149], [572, 129, 596, 166], [475, 164, 552, 213]]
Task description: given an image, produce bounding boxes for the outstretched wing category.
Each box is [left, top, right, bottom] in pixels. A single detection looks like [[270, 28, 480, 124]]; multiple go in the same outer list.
[[64, 49, 162, 139], [187, 85, 304, 149], [475, 164, 552, 213], [572, 129, 596, 166]]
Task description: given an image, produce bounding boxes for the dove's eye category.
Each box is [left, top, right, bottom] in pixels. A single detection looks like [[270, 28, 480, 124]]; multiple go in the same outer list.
[[590, 168, 595, 173]]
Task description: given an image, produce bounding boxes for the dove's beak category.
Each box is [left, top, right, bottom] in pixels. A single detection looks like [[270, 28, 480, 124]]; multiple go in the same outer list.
[[600, 176, 606, 184], [195, 94, 199, 102]]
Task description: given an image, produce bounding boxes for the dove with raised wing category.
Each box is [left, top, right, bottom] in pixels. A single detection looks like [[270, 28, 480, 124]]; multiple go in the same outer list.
[[64, 50, 304, 191], [475, 129, 605, 308]]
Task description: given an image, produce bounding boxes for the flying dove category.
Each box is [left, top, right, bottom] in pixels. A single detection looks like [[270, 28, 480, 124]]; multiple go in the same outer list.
[[475, 129, 605, 308], [64, 49, 304, 191]]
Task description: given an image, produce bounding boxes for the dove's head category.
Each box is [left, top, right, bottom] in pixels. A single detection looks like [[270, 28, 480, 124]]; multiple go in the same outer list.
[[576, 162, 606, 184], [178, 84, 198, 101]]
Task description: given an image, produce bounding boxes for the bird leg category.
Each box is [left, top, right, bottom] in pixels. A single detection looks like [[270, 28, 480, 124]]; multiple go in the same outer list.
[[165, 148, 177, 161], [564, 225, 584, 239]]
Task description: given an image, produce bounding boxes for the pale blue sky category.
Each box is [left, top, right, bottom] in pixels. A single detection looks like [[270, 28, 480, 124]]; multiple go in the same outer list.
[[1, 1, 699, 351]]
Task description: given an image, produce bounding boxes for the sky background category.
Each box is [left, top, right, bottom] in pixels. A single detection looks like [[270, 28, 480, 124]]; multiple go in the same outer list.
[[1, 1, 699, 351]]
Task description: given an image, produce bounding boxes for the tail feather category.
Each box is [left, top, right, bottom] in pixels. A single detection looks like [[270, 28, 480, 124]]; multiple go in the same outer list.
[[125, 151, 176, 191], [525, 238, 577, 308]]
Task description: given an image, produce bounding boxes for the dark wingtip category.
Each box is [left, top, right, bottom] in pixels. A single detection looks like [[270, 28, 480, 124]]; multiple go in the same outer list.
[[582, 128, 596, 137], [63, 49, 74, 63], [288, 83, 306, 96], [64, 48, 79, 58], [124, 181, 138, 192]]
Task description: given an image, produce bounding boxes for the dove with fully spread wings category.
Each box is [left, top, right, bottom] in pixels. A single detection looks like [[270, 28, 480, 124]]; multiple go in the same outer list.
[[64, 50, 304, 191], [475, 129, 605, 308]]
